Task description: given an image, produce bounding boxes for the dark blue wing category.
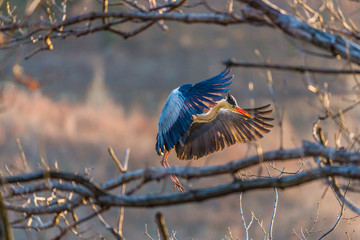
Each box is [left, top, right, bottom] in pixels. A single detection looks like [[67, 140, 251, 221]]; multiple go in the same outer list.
[[156, 67, 233, 155]]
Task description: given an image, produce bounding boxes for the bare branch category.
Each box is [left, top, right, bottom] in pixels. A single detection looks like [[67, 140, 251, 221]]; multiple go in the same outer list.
[[240, 0, 360, 65], [224, 59, 360, 74], [318, 198, 345, 239], [103, 141, 360, 190], [4, 163, 360, 214], [239, 193, 253, 240], [108, 147, 130, 174], [155, 212, 169, 240], [268, 188, 278, 240], [0, 11, 244, 32]]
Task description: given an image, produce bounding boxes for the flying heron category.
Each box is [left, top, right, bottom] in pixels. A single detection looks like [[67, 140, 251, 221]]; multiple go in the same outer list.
[[156, 68, 273, 191]]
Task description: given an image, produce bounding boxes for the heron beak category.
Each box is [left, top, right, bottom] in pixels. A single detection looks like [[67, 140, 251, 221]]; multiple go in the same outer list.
[[235, 106, 253, 118]]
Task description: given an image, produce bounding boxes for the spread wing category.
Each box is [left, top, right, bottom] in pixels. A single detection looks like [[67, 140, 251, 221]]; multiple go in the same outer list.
[[175, 104, 273, 160], [156, 68, 233, 155]]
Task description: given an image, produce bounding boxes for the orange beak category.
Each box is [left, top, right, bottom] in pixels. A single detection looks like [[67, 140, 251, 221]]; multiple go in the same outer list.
[[235, 106, 253, 118]]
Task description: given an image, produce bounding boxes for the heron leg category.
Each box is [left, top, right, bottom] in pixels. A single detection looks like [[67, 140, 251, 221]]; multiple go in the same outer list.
[[161, 151, 187, 192]]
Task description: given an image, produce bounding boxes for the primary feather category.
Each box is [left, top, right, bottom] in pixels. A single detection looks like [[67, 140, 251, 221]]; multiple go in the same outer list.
[[175, 103, 273, 160]]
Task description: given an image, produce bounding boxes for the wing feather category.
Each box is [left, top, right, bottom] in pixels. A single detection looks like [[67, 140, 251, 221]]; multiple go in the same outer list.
[[156, 68, 233, 155], [175, 104, 274, 160]]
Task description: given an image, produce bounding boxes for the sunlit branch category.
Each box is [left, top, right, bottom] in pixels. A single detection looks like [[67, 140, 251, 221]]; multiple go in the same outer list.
[[1, 141, 360, 215], [239, 0, 360, 65]]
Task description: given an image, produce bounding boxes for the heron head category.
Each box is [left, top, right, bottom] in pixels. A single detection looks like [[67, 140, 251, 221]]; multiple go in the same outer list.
[[226, 94, 253, 118], [226, 94, 238, 106]]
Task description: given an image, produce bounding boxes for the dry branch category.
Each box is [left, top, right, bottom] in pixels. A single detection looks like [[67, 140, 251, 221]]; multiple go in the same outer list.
[[1, 136, 360, 239], [240, 0, 360, 64], [224, 59, 360, 74], [1, 141, 360, 214], [155, 212, 169, 240], [0, 11, 244, 34], [2, 0, 360, 65]]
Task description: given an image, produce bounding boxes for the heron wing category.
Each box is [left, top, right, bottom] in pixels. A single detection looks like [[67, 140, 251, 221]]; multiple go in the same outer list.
[[175, 104, 273, 160], [156, 68, 233, 155]]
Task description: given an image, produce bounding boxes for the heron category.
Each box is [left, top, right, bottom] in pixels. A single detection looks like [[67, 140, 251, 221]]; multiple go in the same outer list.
[[156, 68, 273, 191]]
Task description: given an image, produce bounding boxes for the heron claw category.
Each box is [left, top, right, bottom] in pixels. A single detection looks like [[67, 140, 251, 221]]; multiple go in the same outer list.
[[161, 151, 188, 192], [170, 174, 187, 192]]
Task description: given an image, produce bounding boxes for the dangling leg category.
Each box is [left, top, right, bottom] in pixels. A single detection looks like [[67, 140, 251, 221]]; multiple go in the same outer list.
[[161, 151, 187, 192], [162, 153, 185, 191]]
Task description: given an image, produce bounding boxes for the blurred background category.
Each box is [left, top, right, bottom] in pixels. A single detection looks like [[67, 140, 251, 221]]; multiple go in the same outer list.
[[1, 0, 360, 239]]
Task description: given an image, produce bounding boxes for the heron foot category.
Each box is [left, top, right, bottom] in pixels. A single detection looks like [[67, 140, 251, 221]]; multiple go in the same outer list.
[[169, 174, 187, 192], [161, 152, 188, 192]]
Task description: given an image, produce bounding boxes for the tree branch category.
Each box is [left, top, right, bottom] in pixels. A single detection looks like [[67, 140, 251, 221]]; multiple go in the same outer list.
[[2, 141, 360, 213], [0, 11, 244, 32], [240, 0, 360, 65], [224, 59, 360, 74], [2, 0, 360, 66]]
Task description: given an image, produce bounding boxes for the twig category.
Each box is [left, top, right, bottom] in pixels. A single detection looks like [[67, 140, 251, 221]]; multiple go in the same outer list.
[[239, 193, 253, 240], [318, 202, 344, 240], [107, 147, 131, 238], [24, 46, 51, 60], [312, 114, 360, 214], [107, 21, 155, 39], [91, 204, 122, 240], [125, 179, 148, 195], [155, 212, 169, 240], [318, 180, 350, 239], [108, 147, 130, 173], [144, 224, 154, 240], [268, 187, 278, 240], [16, 138, 29, 172], [249, 211, 266, 237], [52, 207, 107, 240]]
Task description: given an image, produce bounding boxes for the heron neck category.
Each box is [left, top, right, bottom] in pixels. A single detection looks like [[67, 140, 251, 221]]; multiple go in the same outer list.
[[193, 101, 229, 123]]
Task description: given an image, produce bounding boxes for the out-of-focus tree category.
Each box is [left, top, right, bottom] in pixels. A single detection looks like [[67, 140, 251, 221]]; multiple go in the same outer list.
[[1, 0, 360, 239]]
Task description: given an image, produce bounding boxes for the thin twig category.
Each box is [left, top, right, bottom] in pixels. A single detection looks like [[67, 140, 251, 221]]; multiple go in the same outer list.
[[144, 224, 154, 240], [52, 207, 108, 240], [318, 180, 350, 240], [108, 147, 130, 173], [239, 193, 252, 240], [91, 204, 122, 240], [268, 187, 278, 240], [107, 147, 130, 238], [24, 46, 50, 60], [16, 138, 29, 172]]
